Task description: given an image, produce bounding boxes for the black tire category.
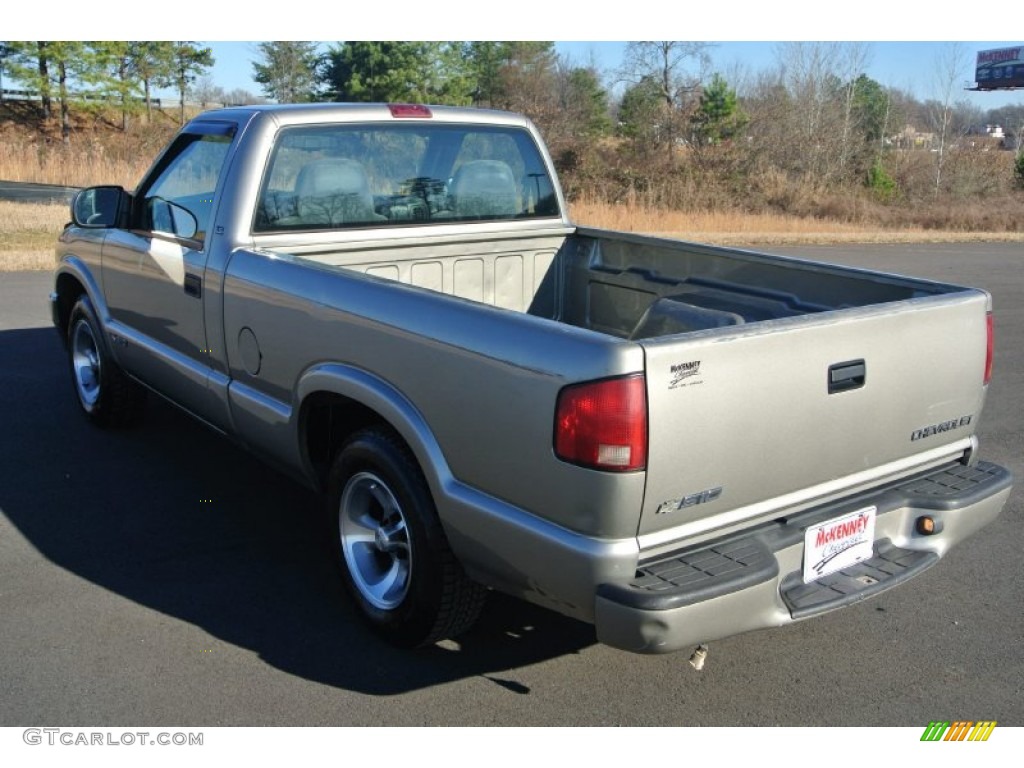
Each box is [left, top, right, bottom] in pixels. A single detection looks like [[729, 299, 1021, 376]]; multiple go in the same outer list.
[[327, 427, 486, 647], [67, 295, 146, 428]]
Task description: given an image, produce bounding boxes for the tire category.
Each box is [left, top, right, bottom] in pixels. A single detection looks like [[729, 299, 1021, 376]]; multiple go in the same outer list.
[[67, 295, 146, 428], [327, 427, 486, 647]]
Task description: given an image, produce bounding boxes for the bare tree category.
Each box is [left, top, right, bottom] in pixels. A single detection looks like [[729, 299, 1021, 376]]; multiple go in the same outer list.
[[190, 75, 225, 108], [836, 43, 872, 177], [775, 42, 847, 182], [929, 42, 969, 196], [619, 41, 712, 158], [224, 87, 262, 106]]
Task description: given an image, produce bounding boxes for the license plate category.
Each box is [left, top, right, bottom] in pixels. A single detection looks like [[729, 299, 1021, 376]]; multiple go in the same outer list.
[[802, 506, 877, 583]]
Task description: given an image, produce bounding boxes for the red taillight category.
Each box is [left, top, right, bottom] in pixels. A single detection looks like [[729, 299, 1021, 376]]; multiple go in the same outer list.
[[554, 375, 647, 472], [985, 312, 994, 385], [388, 103, 432, 118]]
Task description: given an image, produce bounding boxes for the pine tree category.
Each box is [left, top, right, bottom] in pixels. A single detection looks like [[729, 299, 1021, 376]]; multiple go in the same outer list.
[[321, 42, 472, 105], [252, 41, 321, 103], [131, 42, 175, 123], [691, 74, 747, 145], [170, 42, 214, 125]]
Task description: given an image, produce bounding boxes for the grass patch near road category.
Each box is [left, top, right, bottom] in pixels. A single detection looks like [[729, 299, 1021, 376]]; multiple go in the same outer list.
[[3, 199, 1023, 272], [0, 201, 66, 271], [571, 200, 1024, 246]]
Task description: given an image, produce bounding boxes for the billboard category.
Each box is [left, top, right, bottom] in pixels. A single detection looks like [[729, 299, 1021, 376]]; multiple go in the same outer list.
[[974, 47, 1024, 90]]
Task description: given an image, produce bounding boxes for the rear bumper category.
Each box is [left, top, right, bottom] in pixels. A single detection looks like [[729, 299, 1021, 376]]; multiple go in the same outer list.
[[595, 461, 1013, 653]]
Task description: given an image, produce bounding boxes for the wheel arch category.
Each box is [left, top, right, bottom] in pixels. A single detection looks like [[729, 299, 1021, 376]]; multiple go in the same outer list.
[[295, 364, 454, 503], [54, 272, 86, 337], [53, 257, 110, 339]]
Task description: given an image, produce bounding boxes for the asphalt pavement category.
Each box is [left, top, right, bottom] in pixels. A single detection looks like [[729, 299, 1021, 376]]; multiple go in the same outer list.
[[0, 181, 77, 204], [0, 243, 1020, 727]]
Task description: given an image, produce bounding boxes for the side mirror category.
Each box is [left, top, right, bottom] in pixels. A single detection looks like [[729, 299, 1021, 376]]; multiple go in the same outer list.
[[71, 186, 128, 228], [148, 197, 199, 240]]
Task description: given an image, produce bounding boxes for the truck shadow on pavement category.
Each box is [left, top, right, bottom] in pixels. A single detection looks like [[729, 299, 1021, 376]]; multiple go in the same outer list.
[[0, 327, 597, 696]]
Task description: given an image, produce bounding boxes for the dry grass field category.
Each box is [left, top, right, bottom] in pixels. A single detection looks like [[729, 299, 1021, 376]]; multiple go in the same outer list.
[[0, 102, 182, 189], [0, 144, 149, 190], [0, 201, 67, 271], [570, 200, 1024, 246]]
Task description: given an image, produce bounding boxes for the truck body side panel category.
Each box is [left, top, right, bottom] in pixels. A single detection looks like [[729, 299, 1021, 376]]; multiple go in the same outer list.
[[221, 249, 647, 540]]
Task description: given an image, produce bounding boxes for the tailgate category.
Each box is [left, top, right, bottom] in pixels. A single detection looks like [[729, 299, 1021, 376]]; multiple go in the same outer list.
[[638, 291, 990, 542]]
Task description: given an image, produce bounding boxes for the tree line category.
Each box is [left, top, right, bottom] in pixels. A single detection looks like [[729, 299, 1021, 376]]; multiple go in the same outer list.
[[1, 42, 217, 137], [242, 41, 1024, 207], [3, 41, 1023, 218]]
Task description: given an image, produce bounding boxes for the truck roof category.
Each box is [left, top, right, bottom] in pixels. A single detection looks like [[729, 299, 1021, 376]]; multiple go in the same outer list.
[[192, 102, 534, 129]]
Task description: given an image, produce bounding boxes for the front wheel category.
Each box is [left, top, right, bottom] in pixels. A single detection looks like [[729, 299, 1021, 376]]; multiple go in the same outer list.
[[67, 295, 146, 427], [327, 428, 486, 647]]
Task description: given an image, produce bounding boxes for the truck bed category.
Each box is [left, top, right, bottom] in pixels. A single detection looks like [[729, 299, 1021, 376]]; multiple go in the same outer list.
[[274, 225, 962, 338]]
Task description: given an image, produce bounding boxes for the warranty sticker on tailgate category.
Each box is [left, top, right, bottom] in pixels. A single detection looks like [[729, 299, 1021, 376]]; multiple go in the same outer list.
[[803, 506, 877, 583]]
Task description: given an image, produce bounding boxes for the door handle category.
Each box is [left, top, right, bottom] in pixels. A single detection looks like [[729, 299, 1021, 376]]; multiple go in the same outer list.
[[828, 360, 866, 394], [184, 273, 202, 298]]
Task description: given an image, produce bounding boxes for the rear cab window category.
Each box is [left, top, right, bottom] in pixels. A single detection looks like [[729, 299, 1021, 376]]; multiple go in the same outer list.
[[253, 123, 559, 233]]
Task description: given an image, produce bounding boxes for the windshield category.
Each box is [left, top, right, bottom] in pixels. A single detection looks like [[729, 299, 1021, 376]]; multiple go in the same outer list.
[[254, 123, 559, 233]]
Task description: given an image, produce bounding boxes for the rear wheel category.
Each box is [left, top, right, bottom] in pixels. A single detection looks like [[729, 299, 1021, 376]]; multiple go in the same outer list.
[[67, 295, 146, 427], [327, 427, 486, 647]]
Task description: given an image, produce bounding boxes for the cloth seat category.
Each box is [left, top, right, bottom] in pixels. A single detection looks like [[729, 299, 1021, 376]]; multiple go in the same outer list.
[[294, 158, 384, 226], [448, 160, 519, 218]]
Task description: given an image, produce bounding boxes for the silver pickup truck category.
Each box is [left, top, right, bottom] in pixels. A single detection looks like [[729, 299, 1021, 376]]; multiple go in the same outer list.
[[51, 103, 1013, 653]]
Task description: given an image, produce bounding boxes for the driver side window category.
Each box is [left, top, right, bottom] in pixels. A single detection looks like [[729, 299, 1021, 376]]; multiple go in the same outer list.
[[139, 132, 232, 244]]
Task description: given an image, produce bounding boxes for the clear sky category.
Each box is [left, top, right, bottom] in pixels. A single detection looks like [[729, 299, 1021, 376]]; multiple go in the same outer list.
[[11, 2, 1024, 110]]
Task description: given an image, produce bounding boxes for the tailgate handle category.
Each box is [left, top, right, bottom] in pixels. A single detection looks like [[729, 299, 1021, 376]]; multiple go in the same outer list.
[[829, 360, 865, 394]]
